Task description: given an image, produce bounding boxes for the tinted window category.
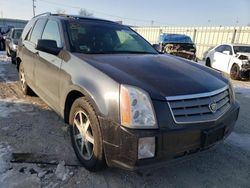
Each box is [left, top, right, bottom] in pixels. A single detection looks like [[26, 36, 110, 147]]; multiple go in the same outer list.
[[42, 20, 62, 48], [12, 30, 23, 39], [30, 19, 47, 44], [224, 45, 232, 55], [215, 45, 225, 53]]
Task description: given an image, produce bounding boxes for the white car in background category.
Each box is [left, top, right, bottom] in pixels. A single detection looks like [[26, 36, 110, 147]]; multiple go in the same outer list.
[[205, 44, 250, 80]]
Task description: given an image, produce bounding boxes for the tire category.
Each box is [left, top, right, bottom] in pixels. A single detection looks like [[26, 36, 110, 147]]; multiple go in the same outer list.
[[11, 57, 16, 64], [230, 64, 241, 80], [69, 97, 104, 171], [206, 58, 211, 67], [19, 62, 33, 95]]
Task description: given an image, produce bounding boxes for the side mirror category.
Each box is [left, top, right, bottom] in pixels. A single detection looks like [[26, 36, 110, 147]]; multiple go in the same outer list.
[[36, 39, 62, 55], [152, 44, 161, 52], [222, 50, 230, 55]]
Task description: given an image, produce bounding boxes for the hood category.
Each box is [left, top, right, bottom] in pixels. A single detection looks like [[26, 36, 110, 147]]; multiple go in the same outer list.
[[74, 53, 228, 100]]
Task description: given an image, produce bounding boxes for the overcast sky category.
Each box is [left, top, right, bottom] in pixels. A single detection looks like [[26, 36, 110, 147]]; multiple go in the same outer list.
[[0, 0, 249, 26]]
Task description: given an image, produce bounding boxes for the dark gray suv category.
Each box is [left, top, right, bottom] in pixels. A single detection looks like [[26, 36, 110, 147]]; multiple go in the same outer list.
[[16, 13, 240, 171]]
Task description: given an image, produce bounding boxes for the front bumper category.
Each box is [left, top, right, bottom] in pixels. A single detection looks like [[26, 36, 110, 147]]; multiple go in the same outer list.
[[100, 102, 240, 171]]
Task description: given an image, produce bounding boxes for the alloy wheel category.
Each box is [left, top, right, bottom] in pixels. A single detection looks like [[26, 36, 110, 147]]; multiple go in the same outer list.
[[73, 110, 94, 160], [19, 68, 26, 91]]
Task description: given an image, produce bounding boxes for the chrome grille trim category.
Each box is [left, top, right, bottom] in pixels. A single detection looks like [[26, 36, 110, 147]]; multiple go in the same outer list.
[[166, 86, 229, 101], [166, 86, 231, 124]]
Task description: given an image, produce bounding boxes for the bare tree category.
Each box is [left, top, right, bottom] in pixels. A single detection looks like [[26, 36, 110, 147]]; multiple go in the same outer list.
[[78, 8, 93, 17], [56, 8, 66, 14]]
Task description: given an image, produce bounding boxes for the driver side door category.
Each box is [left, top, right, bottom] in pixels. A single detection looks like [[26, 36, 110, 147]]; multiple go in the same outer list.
[[34, 19, 63, 110]]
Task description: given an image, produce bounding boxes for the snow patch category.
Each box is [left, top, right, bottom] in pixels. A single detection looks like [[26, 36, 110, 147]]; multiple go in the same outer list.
[[55, 161, 70, 181], [0, 170, 41, 188], [225, 132, 250, 152], [0, 143, 12, 174], [0, 52, 11, 63], [0, 98, 35, 118], [0, 63, 12, 83]]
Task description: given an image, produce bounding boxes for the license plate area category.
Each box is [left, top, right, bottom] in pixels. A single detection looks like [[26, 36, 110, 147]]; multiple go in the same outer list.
[[201, 125, 225, 148]]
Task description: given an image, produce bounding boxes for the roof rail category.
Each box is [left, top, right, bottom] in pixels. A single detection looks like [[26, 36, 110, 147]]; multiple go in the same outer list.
[[33, 12, 51, 18]]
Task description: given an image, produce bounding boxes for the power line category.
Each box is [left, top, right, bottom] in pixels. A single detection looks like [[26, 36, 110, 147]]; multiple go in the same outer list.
[[32, 0, 36, 16]]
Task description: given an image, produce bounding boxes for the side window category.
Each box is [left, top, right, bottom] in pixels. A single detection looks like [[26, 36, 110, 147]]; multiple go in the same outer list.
[[30, 18, 47, 45], [42, 20, 62, 48], [224, 45, 232, 55], [215, 45, 225, 53]]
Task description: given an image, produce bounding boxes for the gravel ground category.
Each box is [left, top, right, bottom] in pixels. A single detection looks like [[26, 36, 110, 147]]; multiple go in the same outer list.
[[0, 52, 250, 188]]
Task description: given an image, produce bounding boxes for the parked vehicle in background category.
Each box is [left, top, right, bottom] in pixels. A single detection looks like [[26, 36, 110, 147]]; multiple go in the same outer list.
[[159, 33, 197, 61], [5, 28, 23, 63], [17, 13, 239, 171], [0, 26, 14, 50], [205, 44, 250, 80]]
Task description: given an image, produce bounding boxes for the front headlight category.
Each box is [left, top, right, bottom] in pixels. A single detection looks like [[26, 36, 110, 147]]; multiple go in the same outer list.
[[120, 85, 157, 129]]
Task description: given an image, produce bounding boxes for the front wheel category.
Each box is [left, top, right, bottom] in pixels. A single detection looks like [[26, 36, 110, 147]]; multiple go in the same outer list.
[[69, 97, 104, 171], [230, 64, 241, 80]]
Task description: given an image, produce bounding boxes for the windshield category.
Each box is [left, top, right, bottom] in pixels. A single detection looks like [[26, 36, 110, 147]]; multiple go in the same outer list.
[[12, 30, 23, 39], [233, 46, 250, 53], [66, 20, 157, 54]]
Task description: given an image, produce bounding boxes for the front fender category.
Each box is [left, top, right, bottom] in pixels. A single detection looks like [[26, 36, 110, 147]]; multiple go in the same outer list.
[[59, 54, 120, 123]]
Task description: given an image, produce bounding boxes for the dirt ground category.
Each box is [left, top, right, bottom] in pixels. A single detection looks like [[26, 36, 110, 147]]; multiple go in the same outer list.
[[0, 52, 250, 188]]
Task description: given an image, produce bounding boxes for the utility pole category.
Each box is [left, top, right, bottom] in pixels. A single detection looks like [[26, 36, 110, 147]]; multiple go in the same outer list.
[[32, 0, 36, 17]]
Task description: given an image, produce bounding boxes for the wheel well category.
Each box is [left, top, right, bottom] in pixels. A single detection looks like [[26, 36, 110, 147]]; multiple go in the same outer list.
[[206, 58, 211, 66], [16, 57, 22, 71], [64, 90, 84, 124]]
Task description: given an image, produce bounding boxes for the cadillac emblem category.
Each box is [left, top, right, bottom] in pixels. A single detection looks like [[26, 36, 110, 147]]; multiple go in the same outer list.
[[209, 102, 217, 113]]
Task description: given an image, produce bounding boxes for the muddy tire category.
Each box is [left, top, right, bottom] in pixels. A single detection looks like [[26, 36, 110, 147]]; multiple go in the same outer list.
[[19, 62, 33, 95], [69, 97, 104, 171], [230, 64, 241, 80]]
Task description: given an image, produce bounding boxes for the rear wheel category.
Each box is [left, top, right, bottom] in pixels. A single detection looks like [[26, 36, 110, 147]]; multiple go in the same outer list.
[[230, 64, 241, 80], [19, 62, 33, 95], [206, 58, 211, 67], [69, 97, 104, 171]]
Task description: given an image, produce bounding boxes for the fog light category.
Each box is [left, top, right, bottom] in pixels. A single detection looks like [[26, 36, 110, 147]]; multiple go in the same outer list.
[[138, 137, 155, 159]]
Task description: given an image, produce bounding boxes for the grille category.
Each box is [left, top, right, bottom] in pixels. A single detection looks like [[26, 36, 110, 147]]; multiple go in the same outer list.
[[167, 86, 231, 124]]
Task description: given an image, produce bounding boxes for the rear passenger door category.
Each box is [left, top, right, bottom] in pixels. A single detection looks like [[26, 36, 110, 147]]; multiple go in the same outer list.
[[34, 19, 63, 110], [21, 18, 47, 88]]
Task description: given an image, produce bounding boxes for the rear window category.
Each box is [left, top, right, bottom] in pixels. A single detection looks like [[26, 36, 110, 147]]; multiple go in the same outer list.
[[12, 30, 23, 39]]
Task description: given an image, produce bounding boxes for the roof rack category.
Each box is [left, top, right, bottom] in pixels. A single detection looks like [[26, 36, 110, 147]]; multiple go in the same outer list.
[[33, 12, 51, 18]]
